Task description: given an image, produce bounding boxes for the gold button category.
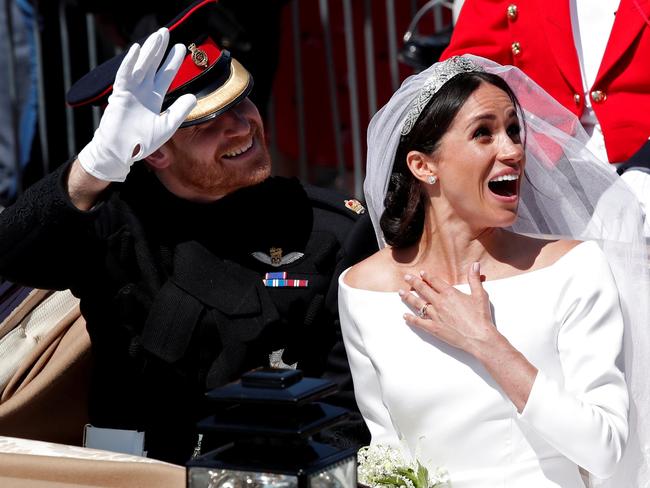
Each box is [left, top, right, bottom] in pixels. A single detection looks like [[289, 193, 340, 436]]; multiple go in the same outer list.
[[573, 93, 581, 105], [591, 90, 607, 103], [511, 42, 521, 56], [507, 4, 518, 20]]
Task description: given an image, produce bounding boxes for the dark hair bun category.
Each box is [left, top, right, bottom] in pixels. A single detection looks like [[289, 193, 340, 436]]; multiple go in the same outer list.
[[380, 171, 425, 247]]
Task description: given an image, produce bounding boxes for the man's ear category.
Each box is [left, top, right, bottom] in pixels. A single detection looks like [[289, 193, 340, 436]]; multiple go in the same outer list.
[[406, 150, 437, 183], [144, 144, 173, 170]]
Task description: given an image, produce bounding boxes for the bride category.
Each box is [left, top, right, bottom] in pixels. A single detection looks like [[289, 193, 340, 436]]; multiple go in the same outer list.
[[339, 56, 650, 487]]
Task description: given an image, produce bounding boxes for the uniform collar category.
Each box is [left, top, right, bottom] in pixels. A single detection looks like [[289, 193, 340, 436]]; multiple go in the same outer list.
[[122, 167, 314, 258]]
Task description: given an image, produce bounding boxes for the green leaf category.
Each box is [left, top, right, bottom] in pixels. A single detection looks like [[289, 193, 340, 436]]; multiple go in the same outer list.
[[375, 474, 404, 488], [394, 467, 418, 486], [416, 462, 429, 487]]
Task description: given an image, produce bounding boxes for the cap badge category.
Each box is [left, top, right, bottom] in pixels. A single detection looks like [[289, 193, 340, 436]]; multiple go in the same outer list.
[[188, 43, 209, 68], [345, 199, 366, 215]]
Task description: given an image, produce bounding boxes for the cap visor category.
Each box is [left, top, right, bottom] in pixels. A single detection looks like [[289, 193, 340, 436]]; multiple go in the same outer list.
[[181, 58, 252, 126]]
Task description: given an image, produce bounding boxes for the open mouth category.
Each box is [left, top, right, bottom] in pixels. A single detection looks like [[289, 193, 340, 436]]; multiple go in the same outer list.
[[222, 137, 254, 159], [488, 174, 518, 198]]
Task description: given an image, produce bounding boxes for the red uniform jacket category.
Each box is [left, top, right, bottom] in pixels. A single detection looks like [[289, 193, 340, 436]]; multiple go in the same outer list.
[[441, 0, 650, 163]]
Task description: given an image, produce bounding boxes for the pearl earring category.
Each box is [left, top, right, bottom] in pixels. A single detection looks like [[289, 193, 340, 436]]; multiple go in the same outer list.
[[427, 175, 438, 185]]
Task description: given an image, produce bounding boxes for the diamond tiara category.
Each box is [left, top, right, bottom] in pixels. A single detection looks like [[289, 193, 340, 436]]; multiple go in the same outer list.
[[400, 56, 485, 136]]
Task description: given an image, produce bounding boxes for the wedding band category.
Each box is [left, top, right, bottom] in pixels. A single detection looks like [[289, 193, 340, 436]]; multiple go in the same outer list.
[[418, 302, 431, 319]]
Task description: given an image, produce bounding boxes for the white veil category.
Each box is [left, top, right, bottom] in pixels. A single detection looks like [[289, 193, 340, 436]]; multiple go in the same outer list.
[[364, 55, 650, 487]]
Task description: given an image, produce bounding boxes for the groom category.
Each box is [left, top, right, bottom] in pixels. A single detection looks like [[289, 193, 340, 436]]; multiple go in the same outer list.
[[0, 0, 375, 462]]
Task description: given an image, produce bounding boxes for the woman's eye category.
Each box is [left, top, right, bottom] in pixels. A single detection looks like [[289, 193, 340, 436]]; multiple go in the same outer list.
[[508, 124, 522, 141], [473, 127, 490, 139]]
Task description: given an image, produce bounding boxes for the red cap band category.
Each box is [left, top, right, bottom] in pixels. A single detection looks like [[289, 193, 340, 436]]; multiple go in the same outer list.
[[168, 37, 223, 93]]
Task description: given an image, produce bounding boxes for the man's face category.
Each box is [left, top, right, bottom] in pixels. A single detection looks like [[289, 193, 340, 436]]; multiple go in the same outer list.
[[157, 98, 272, 202]]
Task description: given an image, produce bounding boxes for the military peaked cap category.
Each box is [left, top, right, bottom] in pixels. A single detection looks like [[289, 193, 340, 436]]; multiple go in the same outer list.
[[66, 0, 253, 127]]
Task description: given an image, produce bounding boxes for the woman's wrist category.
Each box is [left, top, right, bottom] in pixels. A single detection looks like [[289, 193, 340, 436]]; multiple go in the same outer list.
[[472, 330, 537, 412], [466, 321, 507, 361]]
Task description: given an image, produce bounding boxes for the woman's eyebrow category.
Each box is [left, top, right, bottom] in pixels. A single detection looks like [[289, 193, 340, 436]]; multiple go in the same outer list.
[[465, 113, 496, 130]]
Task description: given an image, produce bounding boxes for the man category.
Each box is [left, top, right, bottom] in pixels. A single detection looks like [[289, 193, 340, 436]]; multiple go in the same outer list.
[[0, 0, 374, 463]]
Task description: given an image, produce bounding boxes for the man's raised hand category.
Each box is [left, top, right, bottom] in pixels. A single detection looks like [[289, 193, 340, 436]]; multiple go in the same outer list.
[[77, 28, 197, 182]]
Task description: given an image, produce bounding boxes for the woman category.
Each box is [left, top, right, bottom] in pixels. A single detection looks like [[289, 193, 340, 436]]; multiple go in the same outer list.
[[339, 56, 650, 487]]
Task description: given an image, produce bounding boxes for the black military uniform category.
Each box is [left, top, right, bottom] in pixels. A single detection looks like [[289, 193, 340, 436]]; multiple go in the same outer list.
[[0, 0, 378, 462], [0, 160, 375, 463]]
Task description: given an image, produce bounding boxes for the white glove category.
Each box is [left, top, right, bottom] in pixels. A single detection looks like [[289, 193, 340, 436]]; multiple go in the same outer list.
[[78, 28, 197, 182]]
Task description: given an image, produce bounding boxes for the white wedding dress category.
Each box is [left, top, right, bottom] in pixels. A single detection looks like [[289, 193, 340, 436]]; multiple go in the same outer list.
[[339, 241, 628, 488]]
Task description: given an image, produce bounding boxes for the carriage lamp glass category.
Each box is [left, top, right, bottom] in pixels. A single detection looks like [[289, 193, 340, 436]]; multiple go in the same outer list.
[[188, 457, 356, 488]]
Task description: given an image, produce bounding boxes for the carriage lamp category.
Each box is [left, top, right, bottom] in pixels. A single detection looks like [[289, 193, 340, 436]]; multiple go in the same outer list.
[[187, 368, 357, 488]]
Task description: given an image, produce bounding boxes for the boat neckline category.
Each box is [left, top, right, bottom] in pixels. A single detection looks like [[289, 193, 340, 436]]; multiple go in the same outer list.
[[339, 240, 593, 294]]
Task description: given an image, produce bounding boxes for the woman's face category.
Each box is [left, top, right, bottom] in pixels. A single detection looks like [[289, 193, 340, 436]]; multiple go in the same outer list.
[[428, 82, 524, 230]]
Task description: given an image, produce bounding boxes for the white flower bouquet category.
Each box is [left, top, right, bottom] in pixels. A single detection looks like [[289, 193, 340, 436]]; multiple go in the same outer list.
[[357, 444, 449, 488]]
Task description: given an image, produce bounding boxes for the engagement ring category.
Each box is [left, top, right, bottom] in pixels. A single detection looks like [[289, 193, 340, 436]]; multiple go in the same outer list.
[[418, 302, 431, 319]]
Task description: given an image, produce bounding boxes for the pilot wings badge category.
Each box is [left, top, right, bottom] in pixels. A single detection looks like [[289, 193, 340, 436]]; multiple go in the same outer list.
[[251, 247, 304, 267]]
